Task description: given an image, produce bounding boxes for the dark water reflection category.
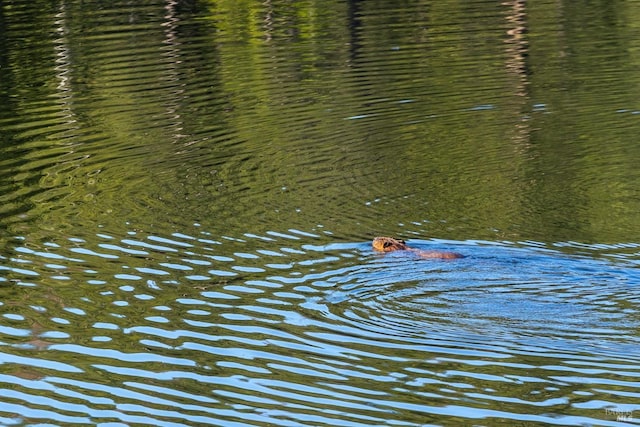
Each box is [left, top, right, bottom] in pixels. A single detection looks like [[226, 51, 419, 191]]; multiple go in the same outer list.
[[1, 0, 640, 425]]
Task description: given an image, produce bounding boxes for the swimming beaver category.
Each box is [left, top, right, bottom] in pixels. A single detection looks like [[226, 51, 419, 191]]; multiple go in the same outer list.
[[372, 236, 463, 259]]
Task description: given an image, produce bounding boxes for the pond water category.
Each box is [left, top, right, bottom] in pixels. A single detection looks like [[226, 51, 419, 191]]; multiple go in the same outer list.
[[1, 0, 639, 426]]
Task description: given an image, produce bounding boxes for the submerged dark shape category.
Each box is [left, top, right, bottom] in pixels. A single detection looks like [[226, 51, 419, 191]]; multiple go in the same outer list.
[[372, 236, 463, 260]]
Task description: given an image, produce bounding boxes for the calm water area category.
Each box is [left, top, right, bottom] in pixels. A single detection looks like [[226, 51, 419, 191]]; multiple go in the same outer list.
[[1, 0, 639, 425]]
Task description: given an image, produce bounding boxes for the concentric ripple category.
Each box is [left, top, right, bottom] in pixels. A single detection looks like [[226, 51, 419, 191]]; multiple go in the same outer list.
[[2, 0, 640, 426], [2, 226, 638, 426]]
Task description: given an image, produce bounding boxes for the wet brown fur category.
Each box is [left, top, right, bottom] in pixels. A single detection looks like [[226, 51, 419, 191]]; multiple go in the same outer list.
[[372, 236, 463, 259]]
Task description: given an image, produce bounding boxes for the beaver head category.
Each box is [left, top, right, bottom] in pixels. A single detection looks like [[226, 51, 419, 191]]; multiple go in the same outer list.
[[372, 236, 408, 252]]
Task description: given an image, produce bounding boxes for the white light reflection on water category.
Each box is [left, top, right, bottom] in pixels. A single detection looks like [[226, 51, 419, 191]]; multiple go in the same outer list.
[[2, 0, 640, 425], [0, 227, 638, 426]]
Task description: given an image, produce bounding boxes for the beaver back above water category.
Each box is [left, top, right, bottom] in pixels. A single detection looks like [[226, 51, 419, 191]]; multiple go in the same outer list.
[[372, 236, 463, 259]]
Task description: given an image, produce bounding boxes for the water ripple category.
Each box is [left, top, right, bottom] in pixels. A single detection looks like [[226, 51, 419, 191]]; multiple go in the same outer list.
[[2, 0, 640, 425], [0, 226, 639, 426]]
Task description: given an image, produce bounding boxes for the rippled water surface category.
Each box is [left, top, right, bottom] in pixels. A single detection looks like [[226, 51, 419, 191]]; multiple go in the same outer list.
[[1, 0, 640, 426]]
